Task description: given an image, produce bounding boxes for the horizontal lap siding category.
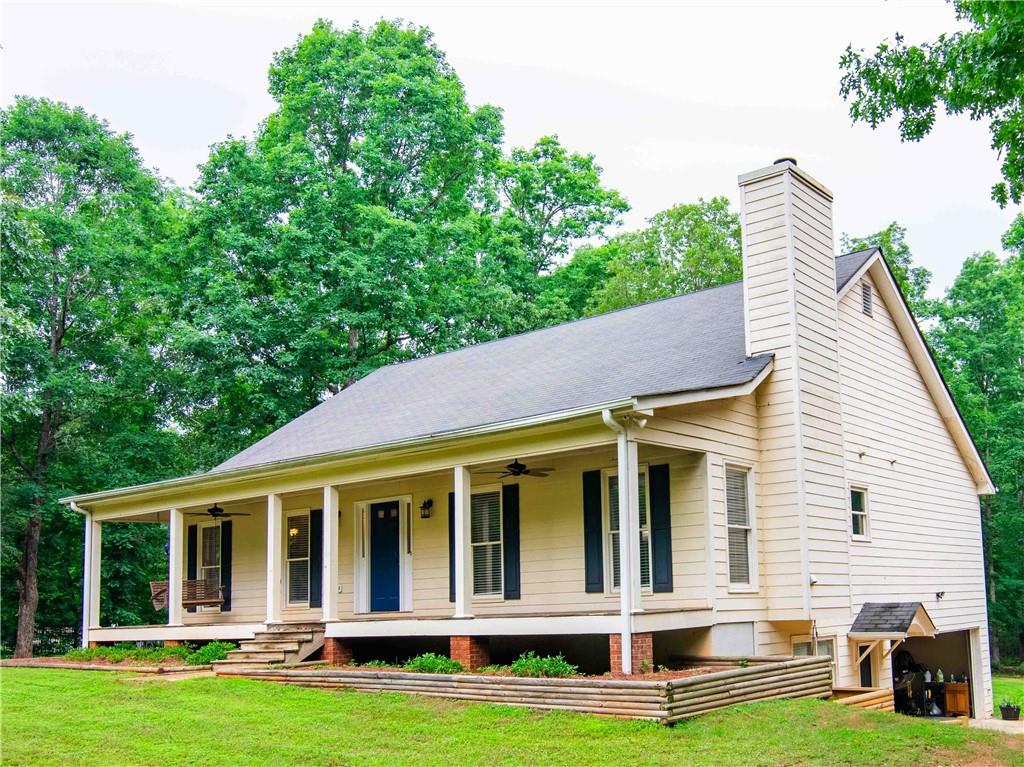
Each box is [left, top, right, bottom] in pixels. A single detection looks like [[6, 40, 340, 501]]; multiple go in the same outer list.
[[182, 445, 714, 624], [183, 498, 266, 624], [836, 273, 991, 708]]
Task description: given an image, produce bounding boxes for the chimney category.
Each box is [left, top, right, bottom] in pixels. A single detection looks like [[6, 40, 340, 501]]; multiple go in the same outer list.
[[736, 159, 850, 622], [738, 158, 837, 357]]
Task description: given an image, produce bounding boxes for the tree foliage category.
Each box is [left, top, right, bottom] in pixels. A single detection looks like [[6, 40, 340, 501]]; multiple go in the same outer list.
[[538, 197, 741, 319], [172, 21, 627, 466], [0, 97, 183, 654], [841, 221, 932, 313], [840, 1, 1024, 206]]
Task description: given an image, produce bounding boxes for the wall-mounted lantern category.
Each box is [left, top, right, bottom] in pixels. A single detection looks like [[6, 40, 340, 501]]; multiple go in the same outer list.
[[419, 498, 434, 519]]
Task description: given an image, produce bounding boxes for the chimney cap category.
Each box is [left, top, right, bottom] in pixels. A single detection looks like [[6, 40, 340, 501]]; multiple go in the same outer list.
[[774, 157, 798, 166]]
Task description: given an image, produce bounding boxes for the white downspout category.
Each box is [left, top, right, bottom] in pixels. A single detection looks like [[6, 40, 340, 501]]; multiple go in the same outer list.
[[602, 409, 634, 674]]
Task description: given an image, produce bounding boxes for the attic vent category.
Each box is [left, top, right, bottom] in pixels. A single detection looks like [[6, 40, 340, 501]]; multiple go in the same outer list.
[[861, 282, 873, 317]]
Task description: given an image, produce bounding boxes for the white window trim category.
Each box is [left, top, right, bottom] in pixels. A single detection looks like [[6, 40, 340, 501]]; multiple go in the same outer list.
[[284, 509, 311, 608], [850, 485, 871, 542], [470, 484, 504, 601], [600, 465, 652, 595], [725, 462, 759, 593], [792, 634, 838, 683], [352, 495, 414, 614], [197, 520, 221, 613]]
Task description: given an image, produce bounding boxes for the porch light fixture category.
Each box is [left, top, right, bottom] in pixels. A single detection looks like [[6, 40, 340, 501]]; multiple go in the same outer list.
[[419, 498, 433, 519]]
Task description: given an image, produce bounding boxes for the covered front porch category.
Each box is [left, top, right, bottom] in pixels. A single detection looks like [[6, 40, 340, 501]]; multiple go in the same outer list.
[[75, 409, 741, 673]]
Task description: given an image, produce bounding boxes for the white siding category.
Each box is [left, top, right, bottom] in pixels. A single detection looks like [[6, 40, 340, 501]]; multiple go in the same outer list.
[[182, 444, 711, 624], [835, 272, 992, 711]]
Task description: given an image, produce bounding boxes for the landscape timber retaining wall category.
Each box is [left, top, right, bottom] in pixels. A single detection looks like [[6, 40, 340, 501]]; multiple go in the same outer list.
[[664, 656, 834, 722], [220, 655, 833, 723], [832, 687, 895, 712]]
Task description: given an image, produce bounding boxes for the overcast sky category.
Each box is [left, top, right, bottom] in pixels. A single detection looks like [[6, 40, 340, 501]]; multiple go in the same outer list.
[[3, 0, 1020, 295]]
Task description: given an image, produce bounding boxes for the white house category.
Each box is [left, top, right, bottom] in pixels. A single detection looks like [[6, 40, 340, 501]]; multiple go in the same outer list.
[[64, 159, 995, 717]]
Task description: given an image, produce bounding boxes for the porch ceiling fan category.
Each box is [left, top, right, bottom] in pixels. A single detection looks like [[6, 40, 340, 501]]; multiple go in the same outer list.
[[478, 459, 555, 479], [185, 503, 251, 519]]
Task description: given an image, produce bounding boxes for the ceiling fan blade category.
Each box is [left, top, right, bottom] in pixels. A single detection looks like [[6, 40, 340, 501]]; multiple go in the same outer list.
[[222, 512, 251, 517], [184, 512, 207, 517], [475, 470, 507, 474], [497, 472, 514, 479], [525, 471, 550, 478], [528, 467, 555, 473]]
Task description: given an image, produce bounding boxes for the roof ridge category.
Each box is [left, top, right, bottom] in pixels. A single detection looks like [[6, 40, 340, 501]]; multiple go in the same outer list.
[[366, 279, 744, 377], [354, 248, 874, 384]]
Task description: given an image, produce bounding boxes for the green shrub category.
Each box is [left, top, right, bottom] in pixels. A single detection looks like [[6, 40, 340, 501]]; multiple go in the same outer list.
[[476, 664, 508, 675], [63, 643, 191, 665], [184, 641, 237, 666], [403, 653, 463, 674], [359, 659, 389, 668], [508, 651, 577, 678]]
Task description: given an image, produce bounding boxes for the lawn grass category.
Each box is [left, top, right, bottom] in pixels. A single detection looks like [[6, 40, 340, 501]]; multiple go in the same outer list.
[[995, 675, 1024, 717], [2, 668, 1021, 767]]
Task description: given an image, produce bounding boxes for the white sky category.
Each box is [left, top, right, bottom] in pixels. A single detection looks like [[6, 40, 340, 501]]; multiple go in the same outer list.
[[3, 0, 1020, 295]]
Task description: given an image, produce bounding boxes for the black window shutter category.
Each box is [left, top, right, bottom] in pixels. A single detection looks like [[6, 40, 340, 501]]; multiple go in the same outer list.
[[650, 463, 673, 593], [309, 509, 323, 608], [582, 470, 604, 593], [502, 484, 521, 600], [448, 492, 456, 603], [186, 524, 198, 613], [220, 521, 233, 612]]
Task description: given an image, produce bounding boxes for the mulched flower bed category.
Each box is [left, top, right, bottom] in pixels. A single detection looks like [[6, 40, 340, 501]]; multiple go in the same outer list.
[[318, 663, 729, 682]]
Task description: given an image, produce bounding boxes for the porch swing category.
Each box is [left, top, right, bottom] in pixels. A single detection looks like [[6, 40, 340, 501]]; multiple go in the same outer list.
[[148, 579, 224, 611]]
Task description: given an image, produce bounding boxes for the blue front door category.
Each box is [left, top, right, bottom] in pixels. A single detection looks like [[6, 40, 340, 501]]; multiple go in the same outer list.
[[369, 500, 401, 612]]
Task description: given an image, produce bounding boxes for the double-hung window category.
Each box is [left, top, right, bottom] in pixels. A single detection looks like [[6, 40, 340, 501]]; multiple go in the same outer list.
[[726, 466, 754, 586], [286, 512, 310, 605], [605, 469, 651, 591], [850, 487, 869, 539], [792, 635, 837, 682], [471, 491, 502, 597]]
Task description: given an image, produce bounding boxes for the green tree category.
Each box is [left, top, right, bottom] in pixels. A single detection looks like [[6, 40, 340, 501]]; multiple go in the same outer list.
[[173, 20, 505, 465], [592, 197, 741, 313], [1, 97, 182, 655], [491, 136, 628, 283], [840, 1, 1024, 206], [841, 222, 932, 313], [549, 197, 741, 316], [175, 21, 628, 465], [928, 221, 1024, 661]]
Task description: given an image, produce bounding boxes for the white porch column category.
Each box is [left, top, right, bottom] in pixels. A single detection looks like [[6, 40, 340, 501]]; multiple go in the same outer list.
[[79, 514, 94, 647], [266, 493, 283, 623], [167, 508, 184, 626], [453, 465, 473, 618], [322, 485, 339, 622], [82, 514, 101, 638], [615, 429, 642, 673]]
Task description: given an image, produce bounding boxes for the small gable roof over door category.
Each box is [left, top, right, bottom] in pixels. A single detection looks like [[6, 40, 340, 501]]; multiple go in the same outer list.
[[849, 602, 937, 641]]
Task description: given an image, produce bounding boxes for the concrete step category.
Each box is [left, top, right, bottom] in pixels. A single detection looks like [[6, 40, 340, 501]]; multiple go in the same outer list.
[[212, 658, 278, 667], [240, 641, 300, 652], [265, 623, 324, 633], [225, 650, 287, 663], [251, 631, 315, 642]]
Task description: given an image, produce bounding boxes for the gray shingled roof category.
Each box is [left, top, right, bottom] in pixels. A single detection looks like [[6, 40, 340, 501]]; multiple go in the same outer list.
[[214, 251, 872, 473], [851, 602, 923, 634], [835, 247, 877, 290]]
